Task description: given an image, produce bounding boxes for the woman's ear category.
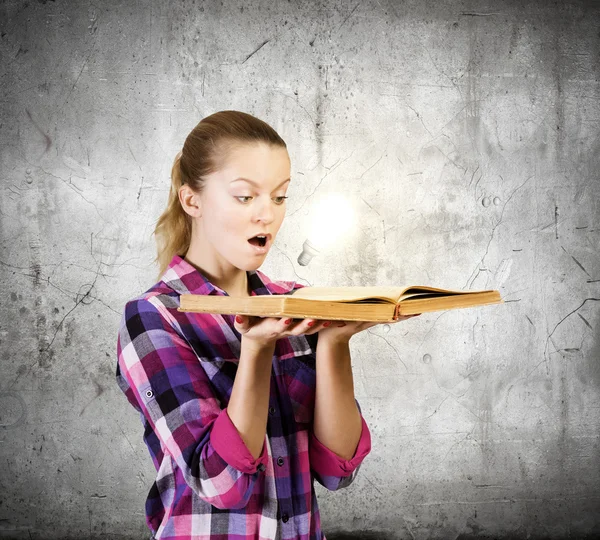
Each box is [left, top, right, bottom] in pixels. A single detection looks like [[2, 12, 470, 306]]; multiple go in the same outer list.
[[179, 185, 202, 218]]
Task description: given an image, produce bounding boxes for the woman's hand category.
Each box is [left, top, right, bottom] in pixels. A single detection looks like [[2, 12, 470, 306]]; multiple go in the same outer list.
[[317, 313, 421, 345], [234, 313, 421, 349], [234, 315, 326, 351]]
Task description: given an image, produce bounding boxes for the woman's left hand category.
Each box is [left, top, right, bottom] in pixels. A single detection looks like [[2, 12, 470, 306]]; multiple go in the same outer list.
[[315, 313, 421, 344]]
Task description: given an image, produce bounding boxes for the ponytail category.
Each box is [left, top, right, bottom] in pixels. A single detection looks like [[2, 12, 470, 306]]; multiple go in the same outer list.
[[152, 151, 193, 281]]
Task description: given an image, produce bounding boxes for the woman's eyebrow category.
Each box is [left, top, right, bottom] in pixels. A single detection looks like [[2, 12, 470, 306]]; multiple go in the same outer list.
[[230, 177, 290, 189]]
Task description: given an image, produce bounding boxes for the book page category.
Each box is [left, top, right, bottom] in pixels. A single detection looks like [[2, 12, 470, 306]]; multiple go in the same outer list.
[[290, 286, 406, 303], [291, 285, 492, 303]]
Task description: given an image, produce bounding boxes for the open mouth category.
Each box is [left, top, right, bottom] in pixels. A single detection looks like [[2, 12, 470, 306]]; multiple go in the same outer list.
[[248, 235, 269, 248]]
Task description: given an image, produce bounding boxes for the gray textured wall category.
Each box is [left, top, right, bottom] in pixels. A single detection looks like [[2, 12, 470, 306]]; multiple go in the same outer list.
[[1, 0, 599, 538]]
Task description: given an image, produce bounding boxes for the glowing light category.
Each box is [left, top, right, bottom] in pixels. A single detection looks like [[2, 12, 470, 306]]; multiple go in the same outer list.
[[297, 193, 356, 266]]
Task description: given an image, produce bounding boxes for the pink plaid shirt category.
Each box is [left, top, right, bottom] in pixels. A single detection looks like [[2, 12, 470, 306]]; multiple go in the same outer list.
[[116, 254, 371, 539]]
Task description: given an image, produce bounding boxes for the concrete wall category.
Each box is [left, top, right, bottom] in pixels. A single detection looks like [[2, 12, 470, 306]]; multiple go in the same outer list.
[[1, 0, 599, 538]]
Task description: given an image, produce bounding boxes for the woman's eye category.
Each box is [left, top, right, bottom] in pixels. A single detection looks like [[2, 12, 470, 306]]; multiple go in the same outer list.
[[235, 196, 288, 204]]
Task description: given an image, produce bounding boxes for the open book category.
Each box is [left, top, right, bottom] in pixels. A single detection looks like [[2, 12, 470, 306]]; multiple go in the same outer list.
[[177, 285, 503, 322]]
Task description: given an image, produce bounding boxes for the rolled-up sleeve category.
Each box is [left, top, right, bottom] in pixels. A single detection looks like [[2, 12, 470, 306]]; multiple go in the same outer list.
[[309, 403, 372, 491], [116, 297, 267, 509]]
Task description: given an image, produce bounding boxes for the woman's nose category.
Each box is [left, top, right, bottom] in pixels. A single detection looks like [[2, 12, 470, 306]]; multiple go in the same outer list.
[[253, 200, 276, 223]]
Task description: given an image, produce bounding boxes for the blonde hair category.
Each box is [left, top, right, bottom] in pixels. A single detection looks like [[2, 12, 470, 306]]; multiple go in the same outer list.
[[152, 110, 287, 281]]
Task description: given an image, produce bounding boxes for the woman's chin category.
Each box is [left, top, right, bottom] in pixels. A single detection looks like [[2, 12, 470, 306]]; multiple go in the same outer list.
[[238, 258, 265, 272]]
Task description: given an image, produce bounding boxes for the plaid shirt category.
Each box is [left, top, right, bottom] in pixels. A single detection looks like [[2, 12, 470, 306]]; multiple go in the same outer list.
[[116, 254, 371, 540]]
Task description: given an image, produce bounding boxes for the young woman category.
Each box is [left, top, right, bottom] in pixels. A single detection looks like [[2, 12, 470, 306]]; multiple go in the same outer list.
[[116, 110, 419, 540]]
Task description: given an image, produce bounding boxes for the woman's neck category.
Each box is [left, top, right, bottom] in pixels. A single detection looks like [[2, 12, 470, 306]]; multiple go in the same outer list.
[[225, 277, 252, 297]]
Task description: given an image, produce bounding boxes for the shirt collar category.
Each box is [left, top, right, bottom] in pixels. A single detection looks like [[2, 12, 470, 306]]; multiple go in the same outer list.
[[160, 254, 298, 296]]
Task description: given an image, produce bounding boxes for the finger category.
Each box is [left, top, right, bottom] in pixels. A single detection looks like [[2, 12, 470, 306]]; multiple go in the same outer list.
[[290, 318, 321, 335], [304, 319, 320, 333], [234, 314, 248, 332], [235, 314, 258, 333]]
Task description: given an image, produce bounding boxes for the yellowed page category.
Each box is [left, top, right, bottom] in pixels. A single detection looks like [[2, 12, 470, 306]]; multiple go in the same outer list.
[[290, 286, 406, 303], [397, 287, 484, 301], [290, 285, 486, 303]]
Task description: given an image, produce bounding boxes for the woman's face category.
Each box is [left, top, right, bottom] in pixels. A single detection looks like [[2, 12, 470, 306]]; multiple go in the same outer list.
[[196, 142, 291, 271]]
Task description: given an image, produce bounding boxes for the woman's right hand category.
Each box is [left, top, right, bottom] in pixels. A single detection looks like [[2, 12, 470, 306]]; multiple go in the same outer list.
[[234, 315, 335, 351]]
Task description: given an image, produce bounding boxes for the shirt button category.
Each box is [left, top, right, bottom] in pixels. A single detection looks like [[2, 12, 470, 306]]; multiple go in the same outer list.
[[257, 463, 266, 472], [277, 457, 284, 467], [145, 389, 153, 398], [282, 513, 289, 523], [269, 406, 276, 415]]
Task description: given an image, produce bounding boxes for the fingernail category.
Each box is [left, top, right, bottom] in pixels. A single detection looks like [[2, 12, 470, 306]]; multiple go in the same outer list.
[[236, 316, 244, 323], [337, 322, 346, 327], [307, 321, 315, 327], [323, 321, 331, 327], [284, 318, 292, 324]]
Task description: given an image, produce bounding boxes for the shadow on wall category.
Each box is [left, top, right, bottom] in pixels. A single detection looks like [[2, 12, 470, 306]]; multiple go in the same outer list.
[[328, 534, 600, 540], [327, 533, 393, 540]]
